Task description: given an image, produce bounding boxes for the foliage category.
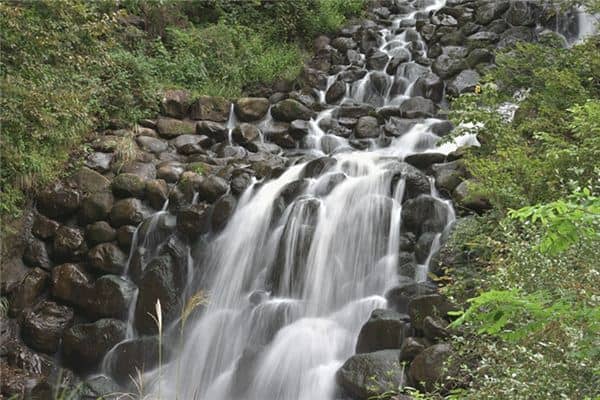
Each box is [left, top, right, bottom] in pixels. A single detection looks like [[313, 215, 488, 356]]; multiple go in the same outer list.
[[0, 0, 366, 218]]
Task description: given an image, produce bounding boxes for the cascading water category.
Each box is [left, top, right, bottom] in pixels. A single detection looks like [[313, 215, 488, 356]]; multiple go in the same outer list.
[[105, 0, 473, 398]]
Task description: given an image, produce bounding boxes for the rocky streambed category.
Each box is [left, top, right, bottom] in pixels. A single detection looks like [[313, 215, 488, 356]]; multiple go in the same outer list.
[[0, 0, 584, 399]]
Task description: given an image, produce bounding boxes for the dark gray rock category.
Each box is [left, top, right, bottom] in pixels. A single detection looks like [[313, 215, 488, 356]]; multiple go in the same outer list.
[[112, 173, 146, 198], [22, 301, 74, 354], [53, 226, 85, 262], [51, 263, 93, 309], [23, 238, 52, 270], [177, 203, 211, 237], [89, 275, 137, 319], [63, 319, 127, 368], [156, 117, 196, 138], [88, 243, 127, 274], [399, 336, 426, 362], [355, 309, 411, 353], [234, 97, 270, 122], [110, 198, 146, 227], [37, 185, 80, 220], [189, 96, 230, 122], [136, 136, 168, 154], [408, 343, 453, 391], [9, 268, 49, 316], [86, 221, 117, 246], [271, 99, 315, 122], [399, 96, 436, 118], [161, 89, 191, 119], [408, 294, 456, 330]]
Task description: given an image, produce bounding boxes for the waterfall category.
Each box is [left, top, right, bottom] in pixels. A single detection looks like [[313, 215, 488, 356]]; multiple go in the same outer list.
[[104, 0, 477, 398]]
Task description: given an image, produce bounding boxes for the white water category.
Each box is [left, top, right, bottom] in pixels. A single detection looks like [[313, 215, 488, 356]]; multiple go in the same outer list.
[[116, 1, 469, 398]]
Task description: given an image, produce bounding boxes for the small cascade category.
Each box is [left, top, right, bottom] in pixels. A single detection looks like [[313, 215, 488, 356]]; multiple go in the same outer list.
[[226, 102, 237, 144]]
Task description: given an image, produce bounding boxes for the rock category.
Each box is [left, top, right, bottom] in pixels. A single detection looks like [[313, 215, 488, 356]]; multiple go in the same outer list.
[[136, 135, 168, 154], [430, 120, 454, 136], [161, 89, 191, 119], [177, 203, 211, 237], [408, 294, 456, 330], [301, 66, 328, 90], [37, 185, 80, 220], [336, 104, 375, 119], [336, 350, 404, 399], [399, 96, 436, 118], [88, 243, 127, 274], [156, 117, 196, 138], [385, 282, 437, 313], [234, 97, 270, 121], [112, 173, 146, 198], [432, 54, 466, 79], [51, 263, 93, 308], [399, 337, 426, 362], [89, 275, 137, 319], [466, 31, 499, 48], [289, 120, 310, 140], [453, 180, 491, 213], [21, 301, 74, 353], [9, 268, 49, 316], [134, 255, 181, 334], [32, 214, 59, 240], [69, 167, 111, 194], [80, 375, 121, 400], [401, 195, 449, 237], [106, 337, 161, 386], [384, 118, 420, 137], [271, 99, 315, 122], [23, 238, 52, 270], [197, 175, 229, 203], [63, 319, 127, 369], [301, 157, 337, 178], [385, 161, 430, 201], [86, 221, 117, 246], [53, 226, 85, 261], [404, 153, 446, 170], [157, 161, 185, 183], [325, 80, 346, 104], [408, 343, 453, 391], [355, 309, 411, 354], [411, 72, 445, 103], [189, 95, 230, 122], [505, 1, 537, 26], [120, 161, 156, 180], [423, 316, 450, 340], [80, 191, 114, 223], [475, 1, 510, 25], [331, 37, 357, 52], [212, 194, 237, 231], [367, 50, 389, 70], [354, 116, 380, 139], [432, 161, 466, 194], [196, 120, 228, 142], [85, 152, 113, 172], [145, 179, 169, 210], [110, 198, 146, 227], [231, 170, 254, 195], [116, 225, 137, 252], [232, 123, 261, 145]]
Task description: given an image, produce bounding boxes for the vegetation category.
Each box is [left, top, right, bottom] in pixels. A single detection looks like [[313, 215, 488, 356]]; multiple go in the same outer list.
[[0, 0, 365, 218], [436, 33, 600, 399]]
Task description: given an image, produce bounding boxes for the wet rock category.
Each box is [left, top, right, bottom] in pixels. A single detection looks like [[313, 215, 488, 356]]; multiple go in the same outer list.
[[475, 1, 510, 25], [156, 117, 196, 138], [51, 263, 93, 308], [336, 104, 375, 119], [399, 96, 436, 118], [411, 72, 445, 103], [383, 118, 420, 137], [301, 157, 337, 178], [196, 120, 228, 142], [386, 50, 411, 74], [23, 238, 52, 270], [157, 161, 185, 183], [401, 195, 449, 237], [325, 80, 346, 104], [313, 172, 346, 196], [136, 135, 168, 154], [212, 194, 237, 232], [336, 350, 403, 399], [197, 175, 229, 203], [53, 226, 85, 261], [399, 336, 426, 362], [289, 120, 310, 140], [319, 118, 352, 138], [355, 309, 411, 354], [271, 99, 315, 122], [301, 66, 328, 90], [120, 161, 156, 180], [339, 67, 367, 83], [354, 116, 380, 139], [453, 180, 492, 213], [404, 152, 446, 170], [85, 152, 113, 172], [31, 214, 58, 240], [85, 221, 117, 246], [116, 225, 137, 252], [80, 191, 114, 223], [331, 37, 357, 52], [144, 179, 169, 210], [234, 97, 270, 122], [466, 31, 499, 48], [135, 255, 181, 334], [498, 26, 536, 48], [63, 319, 127, 369], [414, 232, 437, 264], [231, 170, 254, 195], [88, 243, 128, 274], [432, 54, 467, 79], [505, 1, 538, 26], [112, 173, 146, 198], [80, 375, 121, 400], [408, 343, 453, 391], [9, 268, 49, 316], [189, 95, 230, 122], [177, 203, 211, 237], [423, 316, 450, 340], [367, 50, 389, 70], [232, 123, 261, 145], [107, 337, 161, 386], [432, 160, 466, 194], [279, 179, 309, 206], [270, 131, 296, 149], [386, 161, 430, 201], [161, 89, 191, 119], [110, 198, 146, 227], [37, 185, 80, 220], [430, 120, 454, 136], [408, 294, 456, 330], [22, 301, 74, 353], [89, 275, 136, 319]]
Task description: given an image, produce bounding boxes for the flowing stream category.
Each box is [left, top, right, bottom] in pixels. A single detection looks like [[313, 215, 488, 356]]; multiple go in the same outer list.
[[109, 1, 473, 398]]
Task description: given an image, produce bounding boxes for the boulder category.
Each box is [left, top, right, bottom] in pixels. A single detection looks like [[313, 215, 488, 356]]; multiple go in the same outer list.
[[234, 97, 270, 121], [106, 337, 161, 386], [385, 162, 430, 201], [51, 263, 93, 308], [475, 1, 510, 25], [505, 1, 538, 26], [156, 117, 196, 138], [331, 37, 357, 52], [86, 221, 117, 246], [453, 180, 492, 213], [355, 309, 411, 354], [432, 161, 466, 194], [63, 319, 127, 369], [232, 123, 261, 145], [354, 116, 380, 139], [301, 157, 337, 178], [161, 89, 191, 119], [399, 336, 426, 362], [270, 99, 315, 122], [110, 198, 146, 227], [21, 301, 74, 353], [408, 294, 456, 330], [85, 152, 113, 172], [196, 120, 228, 142], [189, 96, 230, 122], [53, 226, 85, 261], [80, 191, 114, 223], [116, 225, 137, 252], [9, 268, 49, 316], [197, 175, 229, 203], [212, 194, 237, 232], [134, 255, 182, 334], [112, 173, 146, 198], [37, 185, 80, 220], [88, 243, 127, 274], [177, 203, 211, 238], [23, 238, 52, 270], [385, 282, 437, 314], [423, 316, 450, 340], [136, 136, 168, 154], [401, 195, 449, 237], [408, 343, 453, 391], [32, 214, 59, 240], [404, 153, 446, 170], [231, 170, 254, 195], [336, 350, 404, 399], [89, 275, 137, 319], [326, 80, 346, 104], [432, 54, 466, 79], [411, 73, 445, 103], [399, 96, 436, 118], [367, 50, 389, 70]]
